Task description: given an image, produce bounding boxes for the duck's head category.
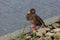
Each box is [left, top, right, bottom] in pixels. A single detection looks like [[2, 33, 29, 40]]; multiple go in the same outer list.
[[27, 8, 36, 14], [30, 8, 36, 14]]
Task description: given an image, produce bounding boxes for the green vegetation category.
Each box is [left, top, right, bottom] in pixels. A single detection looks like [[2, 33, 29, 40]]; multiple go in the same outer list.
[[18, 24, 28, 40], [9, 24, 28, 40], [54, 33, 60, 40], [8, 33, 13, 40]]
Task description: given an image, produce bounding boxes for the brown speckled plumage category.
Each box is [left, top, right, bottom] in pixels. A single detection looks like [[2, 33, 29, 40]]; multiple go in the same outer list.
[[26, 8, 46, 27]]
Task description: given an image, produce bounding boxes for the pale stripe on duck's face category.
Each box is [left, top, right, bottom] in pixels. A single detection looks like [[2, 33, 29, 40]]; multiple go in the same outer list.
[[27, 11, 30, 14]]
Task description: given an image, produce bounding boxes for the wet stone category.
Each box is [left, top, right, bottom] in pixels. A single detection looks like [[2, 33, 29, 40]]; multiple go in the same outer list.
[[51, 28, 60, 33], [45, 32, 54, 37], [52, 23, 60, 28]]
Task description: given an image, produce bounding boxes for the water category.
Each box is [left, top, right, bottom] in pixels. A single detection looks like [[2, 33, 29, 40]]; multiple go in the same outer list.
[[0, 0, 60, 36]]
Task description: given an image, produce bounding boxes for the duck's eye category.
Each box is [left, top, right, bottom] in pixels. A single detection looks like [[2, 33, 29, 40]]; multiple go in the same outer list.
[[31, 10, 35, 13]]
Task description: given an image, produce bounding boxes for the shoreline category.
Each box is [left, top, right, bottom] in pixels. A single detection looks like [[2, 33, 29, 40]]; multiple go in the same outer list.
[[0, 15, 60, 40]]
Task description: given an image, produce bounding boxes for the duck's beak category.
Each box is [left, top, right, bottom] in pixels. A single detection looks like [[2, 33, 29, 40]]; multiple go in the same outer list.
[[27, 11, 30, 14]]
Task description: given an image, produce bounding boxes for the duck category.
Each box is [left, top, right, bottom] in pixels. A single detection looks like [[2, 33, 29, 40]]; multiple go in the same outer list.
[[26, 8, 46, 28]]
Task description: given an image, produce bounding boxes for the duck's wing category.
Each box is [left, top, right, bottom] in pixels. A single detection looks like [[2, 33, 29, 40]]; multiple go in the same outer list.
[[35, 14, 45, 26]]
